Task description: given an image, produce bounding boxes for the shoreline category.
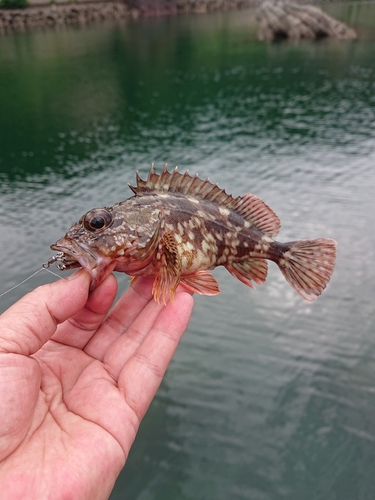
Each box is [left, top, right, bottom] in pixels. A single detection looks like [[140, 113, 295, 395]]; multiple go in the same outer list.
[[0, 0, 363, 34]]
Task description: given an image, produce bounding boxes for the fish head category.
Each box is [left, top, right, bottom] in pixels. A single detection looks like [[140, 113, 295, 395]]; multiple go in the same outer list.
[[51, 206, 139, 290]]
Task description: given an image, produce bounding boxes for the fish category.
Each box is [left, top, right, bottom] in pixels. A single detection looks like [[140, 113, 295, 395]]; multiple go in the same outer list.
[[51, 164, 337, 304]]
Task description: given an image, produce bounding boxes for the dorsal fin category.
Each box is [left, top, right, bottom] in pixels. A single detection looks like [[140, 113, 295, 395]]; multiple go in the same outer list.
[[128, 164, 280, 236]]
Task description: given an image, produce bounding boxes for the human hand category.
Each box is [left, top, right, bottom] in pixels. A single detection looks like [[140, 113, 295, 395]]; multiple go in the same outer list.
[[0, 271, 193, 499]]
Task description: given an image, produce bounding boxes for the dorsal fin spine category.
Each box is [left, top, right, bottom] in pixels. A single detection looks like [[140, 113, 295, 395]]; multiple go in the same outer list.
[[183, 172, 198, 194], [171, 171, 184, 192], [198, 179, 213, 199], [205, 184, 223, 202], [158, 164, 170, 189], [148, 163, 155, 180]]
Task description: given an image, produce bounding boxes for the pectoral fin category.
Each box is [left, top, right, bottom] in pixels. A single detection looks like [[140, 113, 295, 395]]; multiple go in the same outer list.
[[152, 232, 182, 305], [225, 259, 268, 288], [180, 271, 221, 296]]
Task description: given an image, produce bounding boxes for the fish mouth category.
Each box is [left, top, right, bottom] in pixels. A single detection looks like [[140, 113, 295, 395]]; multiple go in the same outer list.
[[51, 238, 116, 290], [51, 238, 97, 270]]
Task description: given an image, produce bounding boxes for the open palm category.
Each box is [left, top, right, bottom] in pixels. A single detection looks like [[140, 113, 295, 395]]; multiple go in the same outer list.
[[0, 271, 193, 499]]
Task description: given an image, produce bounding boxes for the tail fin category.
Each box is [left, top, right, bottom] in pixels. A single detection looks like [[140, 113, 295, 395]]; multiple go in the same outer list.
[[277, 238, 337, 302]]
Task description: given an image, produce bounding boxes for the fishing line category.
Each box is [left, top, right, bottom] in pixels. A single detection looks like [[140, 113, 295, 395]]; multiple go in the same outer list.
[[42, 268, 64, 280], [0, 268, 45, 299], [0, 254, 66, 300]]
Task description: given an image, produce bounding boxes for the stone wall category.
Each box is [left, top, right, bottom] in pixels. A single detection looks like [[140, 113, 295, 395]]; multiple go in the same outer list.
[[125, 0, 255, 16], [0, 2, 135, 33], [0, 0, 256, 33], [0, 0, 357, 34]]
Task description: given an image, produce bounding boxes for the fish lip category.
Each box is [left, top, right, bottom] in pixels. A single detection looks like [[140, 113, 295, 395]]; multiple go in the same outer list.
[[51, 238, 99, 270]]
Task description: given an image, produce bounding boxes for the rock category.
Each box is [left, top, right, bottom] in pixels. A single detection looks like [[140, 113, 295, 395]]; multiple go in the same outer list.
[[256, 0, 357, 41]]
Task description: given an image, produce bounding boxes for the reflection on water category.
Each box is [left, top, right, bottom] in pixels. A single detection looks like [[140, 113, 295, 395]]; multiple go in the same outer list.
[[1, 5, 375, 500]]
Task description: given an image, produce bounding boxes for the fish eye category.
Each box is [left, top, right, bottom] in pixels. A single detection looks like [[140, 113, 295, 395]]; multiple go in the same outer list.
[[83, 209, 112, 232]]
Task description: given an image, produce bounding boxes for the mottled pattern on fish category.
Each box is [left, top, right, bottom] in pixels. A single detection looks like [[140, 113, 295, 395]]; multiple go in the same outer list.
[[52, 165, 337, 303]]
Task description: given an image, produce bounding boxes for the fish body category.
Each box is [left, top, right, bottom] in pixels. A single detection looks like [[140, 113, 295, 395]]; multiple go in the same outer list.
[[52, 165, 337, 303]]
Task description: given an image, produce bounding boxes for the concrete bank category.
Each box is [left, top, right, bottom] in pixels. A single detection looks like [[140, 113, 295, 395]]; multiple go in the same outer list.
[[0, 0, 256, 33]]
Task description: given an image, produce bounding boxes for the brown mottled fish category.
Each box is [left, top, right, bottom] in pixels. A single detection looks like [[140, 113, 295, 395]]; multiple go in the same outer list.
[[51, 165, 337, 303]]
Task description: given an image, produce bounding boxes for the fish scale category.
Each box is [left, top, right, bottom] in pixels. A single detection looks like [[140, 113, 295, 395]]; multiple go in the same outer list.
[[52, 164, 337, 304]]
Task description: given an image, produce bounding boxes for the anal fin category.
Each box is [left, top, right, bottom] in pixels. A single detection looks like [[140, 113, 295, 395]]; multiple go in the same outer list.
[[180, 271, 221, 296], [225, 259, 268, 289]]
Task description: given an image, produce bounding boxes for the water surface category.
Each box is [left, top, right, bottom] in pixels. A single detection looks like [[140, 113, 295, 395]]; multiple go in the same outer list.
[[0, 4, 375, 499]]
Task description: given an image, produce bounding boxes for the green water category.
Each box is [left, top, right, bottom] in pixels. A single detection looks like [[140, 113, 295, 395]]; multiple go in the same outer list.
[[1, 4, 375, 499]]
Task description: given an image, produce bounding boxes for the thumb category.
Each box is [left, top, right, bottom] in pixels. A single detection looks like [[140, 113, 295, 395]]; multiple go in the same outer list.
[[0, 270, 91, 356]]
